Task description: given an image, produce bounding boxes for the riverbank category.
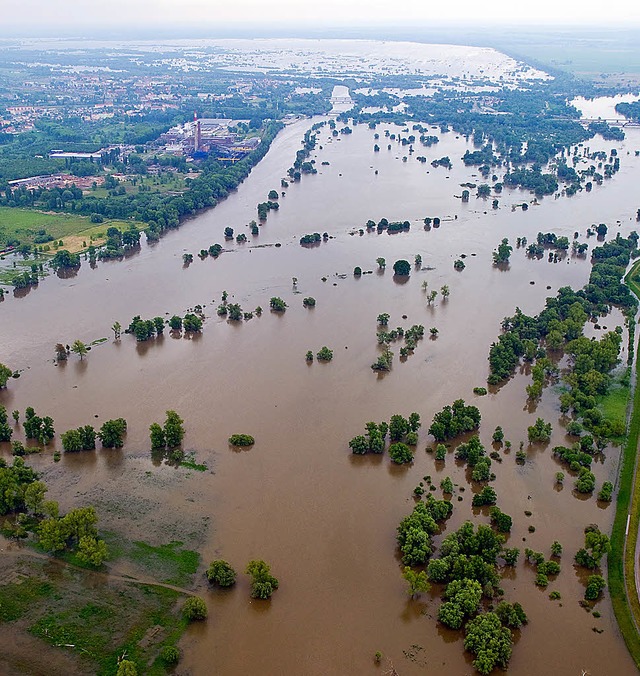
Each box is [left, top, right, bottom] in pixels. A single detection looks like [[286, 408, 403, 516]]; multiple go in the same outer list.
[[609, 259, 640, 668], [0, 207, 116, 255]]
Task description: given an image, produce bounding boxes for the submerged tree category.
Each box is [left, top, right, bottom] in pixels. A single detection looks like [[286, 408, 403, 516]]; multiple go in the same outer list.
[[246, 560, 279, 599], [403, 567, 430, 597], [492, 238, 512, 265], [71, 340, 88, 360], [206, 560, 237, 587], [393, 259, 411, 276]]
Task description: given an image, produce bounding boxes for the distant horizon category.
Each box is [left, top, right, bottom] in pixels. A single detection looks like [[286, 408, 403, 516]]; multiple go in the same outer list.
[[2, 21, 640, 41], [2, 0, 640, 39]]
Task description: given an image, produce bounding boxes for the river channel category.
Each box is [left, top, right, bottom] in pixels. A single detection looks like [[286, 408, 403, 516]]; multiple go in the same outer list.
[[1, 111, 640, 675]]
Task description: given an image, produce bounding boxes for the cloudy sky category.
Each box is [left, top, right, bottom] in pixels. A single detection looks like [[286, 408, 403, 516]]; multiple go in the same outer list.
[[3, 0, 639, 33]]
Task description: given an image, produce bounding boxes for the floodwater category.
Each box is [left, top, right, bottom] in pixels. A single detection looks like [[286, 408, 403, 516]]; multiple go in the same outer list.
[[572, 94, 640, 120], [2, 115, 640, 675]]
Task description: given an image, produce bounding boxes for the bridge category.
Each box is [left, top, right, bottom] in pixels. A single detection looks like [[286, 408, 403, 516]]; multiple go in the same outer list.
[[578, 117, 640, 127], [550, 116, 639, 127]]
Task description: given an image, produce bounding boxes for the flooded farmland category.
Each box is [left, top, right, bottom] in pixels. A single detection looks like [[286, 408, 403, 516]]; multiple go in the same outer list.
[[2, 112, 640, 675]]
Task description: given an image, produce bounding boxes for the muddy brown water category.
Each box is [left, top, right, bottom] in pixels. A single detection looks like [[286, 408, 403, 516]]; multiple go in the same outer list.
[[2, 116, 640, 675]]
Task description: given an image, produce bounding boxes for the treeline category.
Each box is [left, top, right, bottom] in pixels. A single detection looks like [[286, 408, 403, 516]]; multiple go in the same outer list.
[[488, 234, 638, 438], [615, 101, 640, 122], [345, 84, 594, 167], [1, 121, 283, 247], [127, 313, 203, 341], [0, 108, 187, 185], [0, 455, 108, 566], [503, 168, 558, 196]]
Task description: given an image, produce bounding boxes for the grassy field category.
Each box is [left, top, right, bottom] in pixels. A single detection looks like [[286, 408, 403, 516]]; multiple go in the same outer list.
[[0, 556, 190, 676], [483, 27, 640, 77], [90, 173, 189, 200], [99, 534, 200, 588], [0, 256, 47, 286], [0, 207, 132, 255], [608, 337, 640, 669], [598, 372, 631, 442], [608, 262, 640, 668], [0, 538, 200, 676]]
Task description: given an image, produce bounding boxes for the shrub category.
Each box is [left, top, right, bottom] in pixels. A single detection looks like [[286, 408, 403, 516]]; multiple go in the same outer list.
[[246, 560, 279, 599], [317, 346, 333, 361], [405, 431, 419, 446], [441, 477, 454, 494], [269, 297, 287, 311], [389, 442, 413, 464], [206, 560, 236, 587], [160, 646, 180, 665], [489, 507, 512, 533], [585, 575, 606, 600], [229, 434, 255, 446], [99, 418, 127, 448], [527, 418, 552, 443], [393, 259, 411, 276], [502, 548, 519, 566], [575, 467, 596, 494], [349, 435, 369, 455], [183, 596, 208, 621], [472, 486, 497, 507], [598, 481, 613, 501], [428, 399, 481, 441], [116, 661, 138, 676]]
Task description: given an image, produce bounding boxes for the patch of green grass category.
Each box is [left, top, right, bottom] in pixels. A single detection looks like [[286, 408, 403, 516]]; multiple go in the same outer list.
[[31, 601, 116, 655], [90, 174, 188, 200], [0, 206, 131, 254], [0, 207, 92, 243], [179, 452, 207, 472], [127, 541, 200, 587], [625, 261, 640, 300], [29, 539, 106, 572], [598, 374, 631, 442], [0, 577, 56, 622], [0, 255, 48, 285], [609, 274, 640, 668], [28, 580, 187, 676], [490, 29, 640, 75]]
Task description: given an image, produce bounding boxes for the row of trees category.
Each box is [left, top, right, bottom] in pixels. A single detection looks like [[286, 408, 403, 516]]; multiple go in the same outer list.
[[206, 559, 279, 599], [349, 413, 421, 463], [127, 313, 203, 341], [150, 410, 185, 462], [488, 235, 637, 440], [0, 456, 108, 565], [47, 417, 127, 451], [0, 362, 13, 388], [2, 123, 284, 253]]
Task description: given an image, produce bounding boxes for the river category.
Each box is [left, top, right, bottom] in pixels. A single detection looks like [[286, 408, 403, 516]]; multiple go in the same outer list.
[[1, 114, 640, 675]]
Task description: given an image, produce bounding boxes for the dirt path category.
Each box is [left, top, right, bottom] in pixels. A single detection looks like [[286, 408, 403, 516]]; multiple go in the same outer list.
[[0, 541, 197, 597]]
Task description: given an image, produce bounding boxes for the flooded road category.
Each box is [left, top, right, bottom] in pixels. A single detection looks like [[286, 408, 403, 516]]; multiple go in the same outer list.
[[1, 115, 640, 675]]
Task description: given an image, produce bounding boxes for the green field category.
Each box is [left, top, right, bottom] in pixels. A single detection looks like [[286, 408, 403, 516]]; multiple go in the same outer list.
[[104, 538, 200, 588], [608, 261, 640, 668], [598, 373, 631, 441], [91, 173, 189, 200], [0, 544, 197, 675], [0, 207, 131, 254]]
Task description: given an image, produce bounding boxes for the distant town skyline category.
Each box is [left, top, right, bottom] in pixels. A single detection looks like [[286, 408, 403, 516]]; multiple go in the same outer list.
[[2, 0, 639, 35]]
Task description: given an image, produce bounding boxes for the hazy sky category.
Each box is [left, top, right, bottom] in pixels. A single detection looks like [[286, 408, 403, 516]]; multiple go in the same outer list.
[[3, 0, 639, 33]]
